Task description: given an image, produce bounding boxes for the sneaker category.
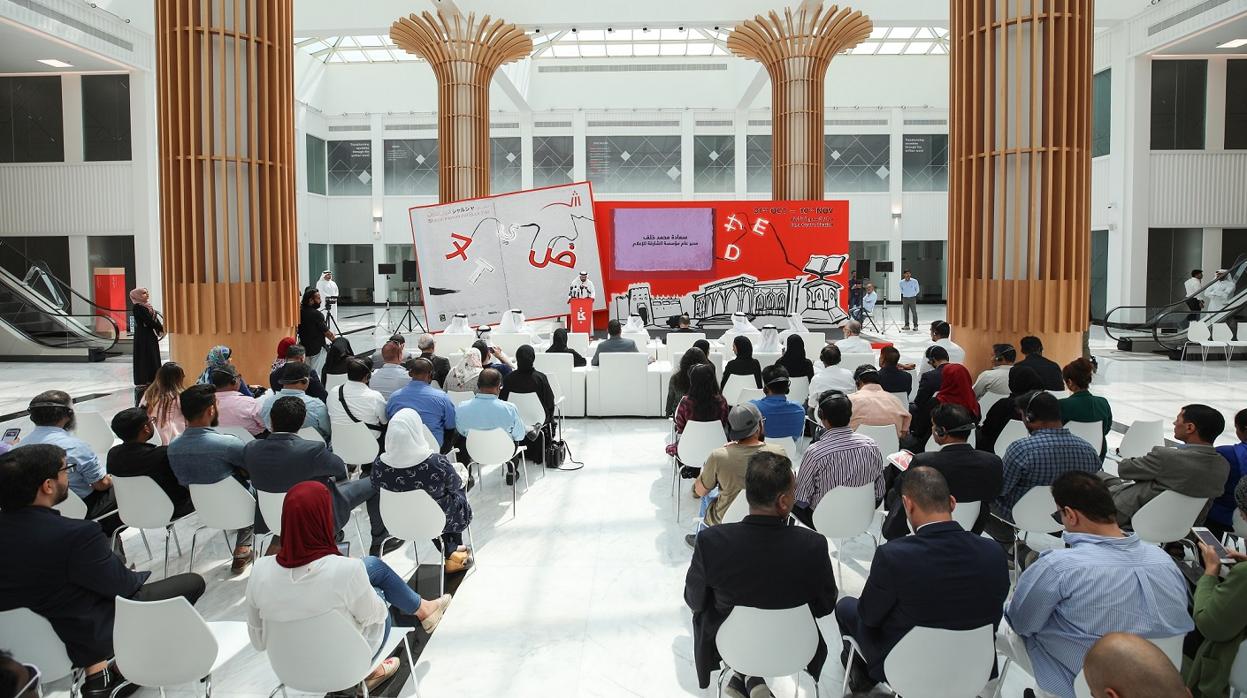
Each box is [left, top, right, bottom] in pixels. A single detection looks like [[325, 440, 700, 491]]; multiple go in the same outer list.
[[722, 673, 748, 698], [369, 538, 404, 557], [745, 676, 773, 698], [420, 594, 452, 633], [82, 664, 139, 698], [684, 533, 697, 549]]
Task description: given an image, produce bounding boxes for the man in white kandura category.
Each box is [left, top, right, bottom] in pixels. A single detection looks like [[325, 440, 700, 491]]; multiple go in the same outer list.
[[569, 270, 596, 301], [316, 270, 339, 318], [444, 313, 474, 335]]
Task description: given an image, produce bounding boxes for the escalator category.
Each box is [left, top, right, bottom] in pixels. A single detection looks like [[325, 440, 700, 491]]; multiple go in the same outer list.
[[1105, 253, 1247, 357], [0, 242, 120, 361]]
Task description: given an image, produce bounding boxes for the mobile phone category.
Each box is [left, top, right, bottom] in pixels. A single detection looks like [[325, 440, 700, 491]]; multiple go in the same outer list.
[[1193, 527, 1235, 564], [1, 427, 19, 445]]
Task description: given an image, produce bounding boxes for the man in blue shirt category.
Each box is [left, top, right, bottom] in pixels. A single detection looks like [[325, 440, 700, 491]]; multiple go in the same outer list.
[[19, 391, 118, 530], [387, 357, 457, 450], [455, 368, 529, 484], [1003, 471, 1192, 698], [751, 365, 805, 441], [1209, 407, 1247, 534], [259, 362, 330, 440], [898, 269, 920, 331]]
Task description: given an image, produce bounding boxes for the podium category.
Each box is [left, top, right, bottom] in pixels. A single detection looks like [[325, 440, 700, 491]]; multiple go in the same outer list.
[[569, 298, 594, 335]]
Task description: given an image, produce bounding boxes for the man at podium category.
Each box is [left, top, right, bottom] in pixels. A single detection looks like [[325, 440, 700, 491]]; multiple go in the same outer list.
[[569, 270, 595, 301], [568, 270, 596, 335]]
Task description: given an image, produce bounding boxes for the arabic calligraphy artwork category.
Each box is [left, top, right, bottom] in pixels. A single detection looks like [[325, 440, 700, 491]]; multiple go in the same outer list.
[[409, 182, 604, 331]]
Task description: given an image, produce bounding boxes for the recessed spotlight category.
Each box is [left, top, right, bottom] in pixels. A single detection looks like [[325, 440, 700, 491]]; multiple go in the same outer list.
[[571, 27, 577, 33], [1217, 39, 1247, 49], [642, 27, 649, 32], [37, 59, 73, 68], [607, 27, 613, 33], [678, 26, 685, 31]]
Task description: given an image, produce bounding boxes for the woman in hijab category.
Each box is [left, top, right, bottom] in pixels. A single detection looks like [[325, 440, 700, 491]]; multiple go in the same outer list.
[[667, 347, 710, 416], [198, 345, 255, 396], [444, 350, 484, 393], [721, 335, 762, 389], [129, 287, 163, 387], [472, 339, 514, 377], [978, 365, 1045, 454], [501, 345, 556, 427], [371, 410, 473, 573], [322, 336, 357, 379], [272, 336, 297, 373], [245, 481, 452, 691], [140, 361, 186, 444], [693, 339, 712, 357], [774, 334, 815, 381], [909, 363, 979, 450], [756, 325, 781, 353], [546, 327, 587, 367]]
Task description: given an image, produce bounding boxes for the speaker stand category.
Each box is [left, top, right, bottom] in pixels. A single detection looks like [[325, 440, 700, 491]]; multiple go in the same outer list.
[[397, 282, 426, 333]]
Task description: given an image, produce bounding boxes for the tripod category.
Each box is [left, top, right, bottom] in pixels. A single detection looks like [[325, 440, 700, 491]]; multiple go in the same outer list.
[[325, 297, 343, 335], [396, 282, 426, 333], [874, 272, 898, 333]]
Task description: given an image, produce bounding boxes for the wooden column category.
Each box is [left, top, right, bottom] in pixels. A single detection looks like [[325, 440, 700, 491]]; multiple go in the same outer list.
[[155, 0, 299, 382], [391, 11, 532, 204], [728, 4, 872, 200], [948, 0, 1093, 372]]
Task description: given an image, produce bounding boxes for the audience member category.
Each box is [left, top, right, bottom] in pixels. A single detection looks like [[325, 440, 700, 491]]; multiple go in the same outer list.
[[881, 405, 1002, 539], [140, 361, 187, 444], [326, 358, 388, 439], [666, 347, 710, 416], [838, 467, 1008, 693], [546, 327, 588, 367], [1059, 357, 1113, 458], [210, 364, 267, 436], [1105, 404, 1227, 528], [692, 338, 712, 357], [774, 334, 815, 382], [417, 333, 451, 387], [369, 333, 411, 367], [501, 345, 556, 428], [473, 339, 516, 377], [1207, 407, 1247, 535], [368, 341, 410, 399], [444, 349, 485, 393], [974, 343, 1016, 398], [1087, 633, 1192, 698], [245, 481, 450, 696], [721, 335, 762, 390], [167, 384, 255, 571], [1183, 477, 1247, 697], [910, 345, 949, 411], [372, 410, 473, 573], [245, 397, 396, 556], [267, 344, 328, 401], [848, 364, 911, 437], [690, 403, 786, 545], [978, 365, 1044, 455], [920, 321, 965, 373], [911, 351, 970, 449], [20, 390, 117, 525], [777, 311, 808, 342], [591, 319, 640, 366], [668, 314, 695, 335], [835, 320, 873, 353], [455, 368, 529, 485], [0, 650, 38, 698], [0, 445, 206, 698], [297, 287, 334, 374], [720, 311, 761, 347], [197, 344, 256, 397], [751, 365, 805, 441], [1015, 335, 1064, 391], [876, 346, 913, 396], [271, 336, 296, 374], [321, 336, 356, 385], [684, 450, 837, 695], [387, 357, 457, 451], [259, 362, 330, 440], [667, 364, 730, 464], [808, 344, 856, 407], [106, 407, 192, 518], [756, 324, 780, 352], [1004, 471, 1193, 698], [792, 391, 885, 527]]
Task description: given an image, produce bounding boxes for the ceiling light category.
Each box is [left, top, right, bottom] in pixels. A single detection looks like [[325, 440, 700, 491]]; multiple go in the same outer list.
[[37, 59, 73, 68], [1217, 39, 1247, 49]]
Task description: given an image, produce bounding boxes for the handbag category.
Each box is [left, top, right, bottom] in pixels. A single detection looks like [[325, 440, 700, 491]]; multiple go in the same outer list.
[[544, 438, 567, 468]]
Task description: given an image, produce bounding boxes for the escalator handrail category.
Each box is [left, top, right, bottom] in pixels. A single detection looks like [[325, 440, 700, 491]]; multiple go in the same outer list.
[[0, 240, 128, 313], [1105, 253, 1247, 343], [0, 307, 120, 354], [0, 267, 120, 353]]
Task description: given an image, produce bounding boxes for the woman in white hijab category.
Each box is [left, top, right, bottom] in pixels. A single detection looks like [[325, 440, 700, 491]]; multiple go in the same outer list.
[[720, 311, 761, 346], [444, 350, 484, 393], [756, 325, 781, 353], [370, 408, 473, 572], [778, 312, 809, 342], [444, 313, 473, 335], [623, 314, 648, 335]]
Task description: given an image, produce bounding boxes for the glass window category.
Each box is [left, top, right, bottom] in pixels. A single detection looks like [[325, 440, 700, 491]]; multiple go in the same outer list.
[[308, 243, 328, 287], [586, 135, 681, 193], [327, 140, 372, 195], [82, 75, 130, 161], [533, 135, 574, 188], [901, 134, 948, 191], [825, 135, 889, 192], [87, 235, 136, 304], [329, 244, 375, 304], [383, 139, 438, 195], [1092, 69, 1111, 157], [693, 134, 734, 193], [900, 241, 947, 301], [1151, 60, 1206, 150], [384, 244, 421, 305], [1090, 230, 1108, 321], [306, 134, 326, 194], [1227, 60, 1247, 150], [0, 76, 64, 163], [745, 135, 772, 194], [491, 137, 521, 194], [1145, 228, 1202, 308]]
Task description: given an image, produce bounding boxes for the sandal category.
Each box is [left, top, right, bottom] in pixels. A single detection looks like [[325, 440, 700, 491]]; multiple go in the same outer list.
[[361, 657, 400, 694]]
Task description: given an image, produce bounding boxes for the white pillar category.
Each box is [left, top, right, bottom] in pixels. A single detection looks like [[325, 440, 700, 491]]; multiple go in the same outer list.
[[681, 110, 694, 198], [734, 109, 747, 200], [370, 114, 386, 303], [61, 74, 83, 164], [1206, 58, 1227, 151], [572, 111, 586, 182], [68, 235, 90, 316], [130, 69, 162, 311], [887, 108, 905, 302], [519, 111, 534, 191]]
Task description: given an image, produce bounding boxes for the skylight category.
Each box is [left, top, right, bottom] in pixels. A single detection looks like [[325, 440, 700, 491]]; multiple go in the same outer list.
[[295, 35, 422, 63], [531, 27, 732, 59], [847, 26, 949, 55]]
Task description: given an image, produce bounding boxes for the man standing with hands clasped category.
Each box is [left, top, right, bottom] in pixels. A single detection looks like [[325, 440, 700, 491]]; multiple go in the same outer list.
[[569, 270, 595, 300], [898, 270, 920, 331]]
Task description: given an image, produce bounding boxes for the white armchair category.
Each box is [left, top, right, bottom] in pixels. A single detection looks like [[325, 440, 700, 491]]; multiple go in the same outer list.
[[586, 352, 661, 416], [534, 351, 585, 417]]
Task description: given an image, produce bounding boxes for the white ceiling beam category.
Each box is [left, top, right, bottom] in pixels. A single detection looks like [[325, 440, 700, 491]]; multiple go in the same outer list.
[[494, 59, 532, 114], [737, 64, 768, 111]]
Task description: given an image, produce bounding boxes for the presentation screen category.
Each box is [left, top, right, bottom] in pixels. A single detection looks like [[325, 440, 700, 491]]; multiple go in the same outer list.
[[612, 207, 715, 273]]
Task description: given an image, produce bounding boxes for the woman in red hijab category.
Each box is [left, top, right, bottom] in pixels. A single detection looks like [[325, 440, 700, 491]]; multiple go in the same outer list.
[[935, 364, 982, 419], [245, 482, 451, 691]]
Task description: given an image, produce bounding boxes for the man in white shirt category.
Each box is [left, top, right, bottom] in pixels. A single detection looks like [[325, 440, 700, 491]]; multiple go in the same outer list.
[[861, 283, 878, 315], [315, 270, 338, 317], [808, 344, 857, 407], [1205, 269, 1236, 313], [973, 343, 1016, 399], [327, 359, 389, 434], [835, 320, 874, 354], [899, 270, 920, 331], [369, 341, 411, 400], [1184, 269, 1204, 323], [920, 321, 965, 376], [569, 270, 596, 300]]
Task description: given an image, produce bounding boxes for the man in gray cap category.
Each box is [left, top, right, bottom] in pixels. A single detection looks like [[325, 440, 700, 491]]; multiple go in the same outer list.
[[688, 402, 787, 548]]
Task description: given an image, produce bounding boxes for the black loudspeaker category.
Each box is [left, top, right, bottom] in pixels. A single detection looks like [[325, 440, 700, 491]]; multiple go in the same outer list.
[[855, 259, 871, 278], [402, 260, 419, 283], [377, 263, 397, 275], [875, 261, 894, 273]]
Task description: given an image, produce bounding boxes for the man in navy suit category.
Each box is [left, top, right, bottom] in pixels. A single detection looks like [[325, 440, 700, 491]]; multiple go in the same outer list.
[[684, 450, 838, 697], [836, 466, 1010, 692]]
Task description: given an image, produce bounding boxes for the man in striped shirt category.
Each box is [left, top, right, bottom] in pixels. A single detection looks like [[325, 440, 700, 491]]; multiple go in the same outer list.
[[793, 390, 885, 528]]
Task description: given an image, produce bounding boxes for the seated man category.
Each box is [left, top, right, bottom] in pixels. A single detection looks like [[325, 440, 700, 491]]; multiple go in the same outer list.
[[1015, 335, 1065, 392], [1104, 404, 1228, 528], [210, 364, 267, 436], [369, 341, 411, 400], [167, 384, 255, 572], [19, 391, 118, 530], [881, 404, 1003, 539], [387, 357, 457, 451], [0, 445, 206, 698], [847, 365, 911, 437], [921, 321, 965, 373], [1004, 471, 1193, 698], [750, 365, 806, 441], [684, 450, 838, 696], [267, 343, 328, 401], [259, 362, 330, 440], [876, 346, 913, 396], [973, 343, 1016, 399], [369, 332, 414, 367], [326, 358, 388, 440], [591, 319, 641, 366], [417, 333, 452, 387], [837, 466, 1009, 693], [807, 344, 856, 407], [244, 396, 397, 557], [455, 368, 529, 485], [792, 391, 885, 528], [690, 403, 787, 547], [835, 320, 873, 354], [106, 408, 193, 518], [1083, 633, 1190, 698]]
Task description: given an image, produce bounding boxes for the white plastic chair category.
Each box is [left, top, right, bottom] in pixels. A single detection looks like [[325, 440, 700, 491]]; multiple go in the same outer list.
[[54, 489, 89, 519], [1131, 490, 1208, 545], [951, 500, 983, 531], [793, 332, 826, 363], [379, 488, 469, 597], [73, 408, 116, 457], [675, 420, 728, 520], [666, 332, 707, 361], [1118, 419, 1164, 459], [114, 596, 249, 697], [978, 391, 1006, 416], [721, 374, 758, 406], [889, 391, 910, 407], [1212, 323, 1247, 364], [716, 606, 820, 698], [0, 608, 79, 697], [719, 490, 751, 525], [1183, 320, 1228, 362], [997, 486, 1063, 583], [507, 391, 547, 430], [465, 428, 526, 513], [843, 625, 995, 698], [216, 425, 256, 443], [111, 475, 191, 578], [840, 353, 877, 371], [258, 487, 368, 555], [587, 353, 658, 416], [1229, 638, 1247, 697], [1066, 420, 1104, 454], [565, 331, 590, 356], [332, 420, 380, 466], [324, 372, 349, 392], [768, 436, 799, 463], [296, 427, 325, 443], [490, 332, 537, 357], [188, 478, 256, 571], [855, 424, 900, 460], [735, 387, 765, 405], [1073, 634, 1185, 698], [447, 390, 475, 405], [789, 376, 811, 407], [811, 483, 878, 585], [263, 610, 415, 698], [994, 419, 1029, 458]]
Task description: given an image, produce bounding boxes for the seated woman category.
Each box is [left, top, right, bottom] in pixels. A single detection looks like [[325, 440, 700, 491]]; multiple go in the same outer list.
[[721, 335, 762, 390], [667, 364, 730, 474], [1184, 477, 1247, 696], [444, 351, 484, 393], [198, 344, 257, 396], [245, 481, 451, 692], [1058, 357, 1112, 459], [908, 363, 979, 451], [773, 334, 814, 382], [271, 336, 297, 374], [141, 361, 187, 444], [546, 328, 587, 368], [371, 410, 473, 573], [667, 347, 710, 417], [322, 336, 357, 383], [501, 345, 558, 463], [977, 365, 1043, 454]]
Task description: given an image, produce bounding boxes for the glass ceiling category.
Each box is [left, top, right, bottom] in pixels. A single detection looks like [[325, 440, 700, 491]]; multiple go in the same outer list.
[[295, 26, 950, 64]]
